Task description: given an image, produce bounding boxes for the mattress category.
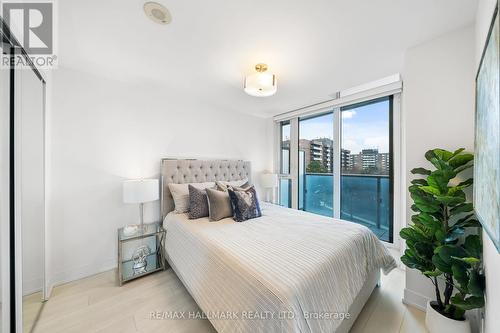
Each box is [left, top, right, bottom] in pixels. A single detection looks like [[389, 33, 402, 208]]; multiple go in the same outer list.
[[163, 202, 397, 333]]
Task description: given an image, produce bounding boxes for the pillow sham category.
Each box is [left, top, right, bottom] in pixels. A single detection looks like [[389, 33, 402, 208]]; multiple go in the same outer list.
[[215, 178, 249, 192], [227, 185, 262, 222], [188, 185, 210, 219], [168, 182, 215, 213], [206, 188, 233, 221]]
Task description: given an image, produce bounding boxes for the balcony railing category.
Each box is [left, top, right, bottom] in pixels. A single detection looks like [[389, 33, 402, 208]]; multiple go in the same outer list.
[[298, 173, 391, 242]]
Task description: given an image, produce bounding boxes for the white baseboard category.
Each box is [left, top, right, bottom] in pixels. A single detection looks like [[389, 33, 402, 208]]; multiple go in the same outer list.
[[403, 288, 430, 311], [47, 258, 116, 296]]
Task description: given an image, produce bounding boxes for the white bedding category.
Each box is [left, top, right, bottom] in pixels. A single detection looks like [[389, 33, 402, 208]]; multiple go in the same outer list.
[[163, 202, 397, 333]]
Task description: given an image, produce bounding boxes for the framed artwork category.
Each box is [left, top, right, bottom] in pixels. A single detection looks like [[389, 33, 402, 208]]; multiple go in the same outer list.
[[475, 3, 500, 252]]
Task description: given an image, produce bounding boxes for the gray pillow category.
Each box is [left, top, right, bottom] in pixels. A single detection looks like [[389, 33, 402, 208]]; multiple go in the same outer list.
[[188, 185, 210, 219], [215, 179, 249, 192], [206, 188, 233, 221]]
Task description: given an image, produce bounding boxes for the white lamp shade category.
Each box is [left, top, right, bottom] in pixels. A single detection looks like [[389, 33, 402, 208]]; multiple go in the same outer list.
[[123, 179, 159, 204], [261, 173, 278, 188], [244, 72, 277, 97]]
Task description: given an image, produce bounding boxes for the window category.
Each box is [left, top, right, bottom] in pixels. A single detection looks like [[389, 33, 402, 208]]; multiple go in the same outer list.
[[340, 97, 393, 242], [275, 94, 397, 243], [298, 112, 334, 217]]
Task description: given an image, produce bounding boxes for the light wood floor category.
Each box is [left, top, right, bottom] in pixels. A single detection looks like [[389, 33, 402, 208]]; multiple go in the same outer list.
[[32, 267, 427, 333], [23, 291, 43, 333]]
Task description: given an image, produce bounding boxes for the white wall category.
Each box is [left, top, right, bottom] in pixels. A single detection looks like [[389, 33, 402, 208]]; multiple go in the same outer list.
[[402, 25, 476, 309], [47, 66, 273, 287], [476, 1, 500, 332]]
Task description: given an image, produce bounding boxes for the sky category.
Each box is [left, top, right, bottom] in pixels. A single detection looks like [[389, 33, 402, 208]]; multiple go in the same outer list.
[[296, 100, 390, 154]]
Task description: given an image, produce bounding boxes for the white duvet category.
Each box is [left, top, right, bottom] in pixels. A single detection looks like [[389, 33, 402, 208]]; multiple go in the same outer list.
[[163, 203, 396, 333]]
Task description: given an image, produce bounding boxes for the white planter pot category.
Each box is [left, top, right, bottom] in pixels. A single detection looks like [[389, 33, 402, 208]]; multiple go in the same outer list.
[[425, 301, 470, 333]]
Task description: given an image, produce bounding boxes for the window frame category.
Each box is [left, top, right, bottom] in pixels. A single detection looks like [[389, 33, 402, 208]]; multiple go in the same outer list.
[[275, 91, 402, 247], [339, 96, 394, 243], [298, 111, 335, 215], [278, 121, 292, 208]]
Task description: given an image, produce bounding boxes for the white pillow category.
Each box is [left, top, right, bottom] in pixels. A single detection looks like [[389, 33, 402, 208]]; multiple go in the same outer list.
[[168, 182, 215, 213]]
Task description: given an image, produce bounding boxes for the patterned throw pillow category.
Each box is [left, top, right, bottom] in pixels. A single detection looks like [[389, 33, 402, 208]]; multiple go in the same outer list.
[[188, 185, 210, 219], [227, 186, 262, 222], [168, 182, 215, 213]]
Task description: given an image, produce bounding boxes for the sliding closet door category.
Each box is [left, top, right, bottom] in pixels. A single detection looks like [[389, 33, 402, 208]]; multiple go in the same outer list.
[[0, 42, 12, 333], [14, 60, 45, 333]]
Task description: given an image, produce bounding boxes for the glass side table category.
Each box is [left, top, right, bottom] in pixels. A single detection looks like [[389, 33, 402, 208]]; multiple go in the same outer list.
[[117, 222, 166, 286]]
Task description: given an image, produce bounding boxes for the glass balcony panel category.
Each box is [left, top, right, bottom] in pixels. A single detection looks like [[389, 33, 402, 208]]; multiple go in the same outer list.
[[303, 174, 333, 217], [340, 175, 390, 242], [279, 178, 292, 208]]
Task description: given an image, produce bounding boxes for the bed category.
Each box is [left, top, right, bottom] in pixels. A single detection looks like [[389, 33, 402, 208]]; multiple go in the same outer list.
[[161, 159, 397, 333]]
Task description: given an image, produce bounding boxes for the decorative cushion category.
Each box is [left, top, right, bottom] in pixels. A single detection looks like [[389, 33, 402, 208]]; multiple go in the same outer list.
[[206, 188, 233, 221], [188, 185, 210, 219], [227, 186, 262, 222], [168, 182, 215, 213], [215, 178, 249, 191]]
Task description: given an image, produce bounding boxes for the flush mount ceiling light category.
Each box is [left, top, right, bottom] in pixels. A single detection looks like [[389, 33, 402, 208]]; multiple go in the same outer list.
[[143, 2, 172, 25], [244, 63, 277, 97]]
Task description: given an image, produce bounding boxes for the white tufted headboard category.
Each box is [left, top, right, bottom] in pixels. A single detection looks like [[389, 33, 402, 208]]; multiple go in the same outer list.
[[160, 159, 252, 219]]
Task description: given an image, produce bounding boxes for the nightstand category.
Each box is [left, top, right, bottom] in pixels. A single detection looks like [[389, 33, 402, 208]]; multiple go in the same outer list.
[[117, 221, 166, 285]]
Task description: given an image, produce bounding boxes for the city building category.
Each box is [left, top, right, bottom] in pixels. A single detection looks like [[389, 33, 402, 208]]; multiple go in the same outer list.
[[296, 140, 389, 175], [344, 149, 390, 175]]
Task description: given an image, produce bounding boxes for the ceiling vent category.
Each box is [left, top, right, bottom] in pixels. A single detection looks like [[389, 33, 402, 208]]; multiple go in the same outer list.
[[143, 2, 172, 25]]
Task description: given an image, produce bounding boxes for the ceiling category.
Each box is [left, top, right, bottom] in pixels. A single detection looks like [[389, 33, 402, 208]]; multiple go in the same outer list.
[[57, 0, 477, 117]]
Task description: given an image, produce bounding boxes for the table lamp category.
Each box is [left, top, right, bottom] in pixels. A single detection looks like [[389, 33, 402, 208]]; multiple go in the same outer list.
[[123, 179, 159, 230], [261, 173, 278, 203]]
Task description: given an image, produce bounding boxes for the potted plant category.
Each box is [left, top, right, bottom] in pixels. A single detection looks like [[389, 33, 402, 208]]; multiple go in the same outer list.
[[400, 148, 485, 333]]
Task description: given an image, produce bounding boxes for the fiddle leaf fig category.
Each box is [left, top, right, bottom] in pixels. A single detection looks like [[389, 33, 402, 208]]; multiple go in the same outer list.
[[411, 167, 432, 175], [449, 153, 474, 169], [451, 295, 485, 311], [411, 178, 428, 186], [420, 186, 442, 196], [451, 264, 469, 289], [435, 245, 467, 265], [468, 271, 486, 297], [432, 253, 452, 274], [435, 194, 465, 206], [457, 178, 473, 187], [450, 203, 474, 216], [433, 149, 454, 161], [400, 148, 484, 320], [423, 270, 443, 277], [454, 163, 473, 174], [451, 257, 480, 265], [450, 148, 465, 159], [464, 235, 482, 259]]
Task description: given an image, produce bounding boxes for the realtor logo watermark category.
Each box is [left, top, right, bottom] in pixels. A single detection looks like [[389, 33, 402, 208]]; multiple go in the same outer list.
[[1, 0, 58, 69]]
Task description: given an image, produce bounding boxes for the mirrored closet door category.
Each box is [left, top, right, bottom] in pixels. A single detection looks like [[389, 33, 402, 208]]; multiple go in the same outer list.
[[0, 36, 12, 333], [1, 17, 47, 332], [15, 58, 46, 333]]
